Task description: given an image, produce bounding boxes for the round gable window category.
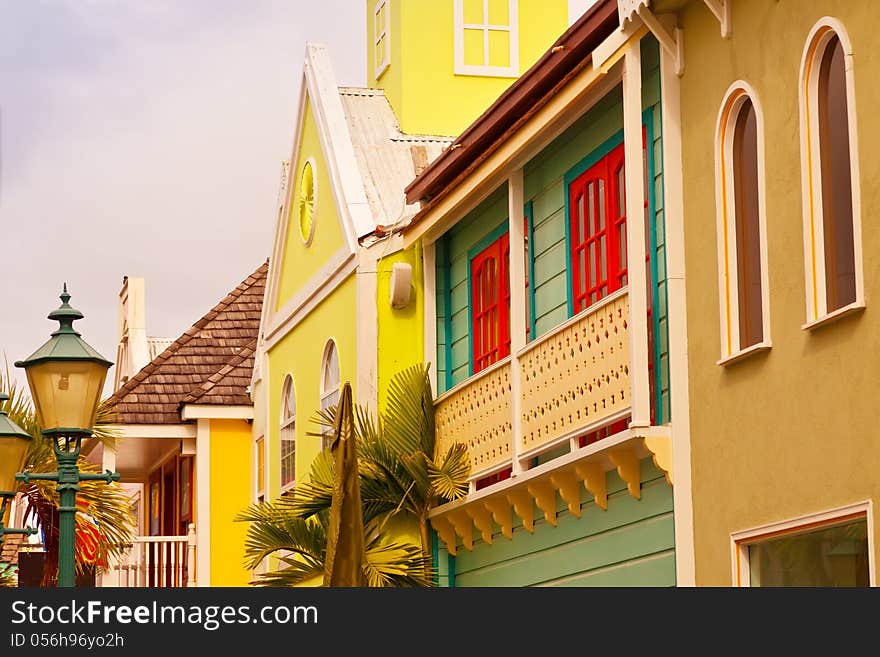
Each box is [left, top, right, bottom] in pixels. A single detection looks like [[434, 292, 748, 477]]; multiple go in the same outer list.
[[298, 160, 316, 244]]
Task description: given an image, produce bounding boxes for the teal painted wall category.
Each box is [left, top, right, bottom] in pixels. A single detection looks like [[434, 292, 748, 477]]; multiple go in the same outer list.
[[435, 185, 509, 393], [437, 459, 674, 586], [435, 36, 670, 418]]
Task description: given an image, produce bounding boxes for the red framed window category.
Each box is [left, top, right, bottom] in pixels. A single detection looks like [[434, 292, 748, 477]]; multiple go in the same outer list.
[[471, 232, 511, 373], [570, 141, 627, 313]]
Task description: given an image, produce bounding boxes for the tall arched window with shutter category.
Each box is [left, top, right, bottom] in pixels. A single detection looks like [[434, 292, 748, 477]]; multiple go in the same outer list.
[[280, 375, 296, 491], [715, 83, 770, 362], [800, 19, 863, 324], [320, 340, 340, 452]]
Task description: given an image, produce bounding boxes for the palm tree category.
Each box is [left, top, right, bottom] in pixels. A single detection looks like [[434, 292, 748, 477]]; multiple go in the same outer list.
[[293, 363, 471, 572], [236, 449, 433, 587], [1, 361, 136, 586], [0, 563, 17, 587]]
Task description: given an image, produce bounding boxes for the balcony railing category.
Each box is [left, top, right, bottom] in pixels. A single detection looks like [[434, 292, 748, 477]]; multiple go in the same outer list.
[[434, 289, 631, 481], [100, 524, 196, 587], [435, 359, 512, 476]]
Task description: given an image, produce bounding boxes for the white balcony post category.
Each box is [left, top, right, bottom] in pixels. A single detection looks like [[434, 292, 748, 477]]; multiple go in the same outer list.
[[508, 169, 527, 474], [622, 42, 652, 428], [195, 418, 211, 586], [187, 523, 197, 587], [423, 240, 438, 396], [659, 25, 696, 586]]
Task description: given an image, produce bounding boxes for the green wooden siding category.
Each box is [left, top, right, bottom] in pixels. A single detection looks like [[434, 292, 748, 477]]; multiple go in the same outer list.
[[435, 36, 669, 416], [437, 459, 674, 587], [435, 185, 508, 393]]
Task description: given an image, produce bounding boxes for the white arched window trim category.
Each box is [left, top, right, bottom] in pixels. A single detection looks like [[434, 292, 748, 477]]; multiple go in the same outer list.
[[798, 17, 864, 328], [714, 81, 772, 365], [280, 374, 296, 492], [320, 340, 340, 452]]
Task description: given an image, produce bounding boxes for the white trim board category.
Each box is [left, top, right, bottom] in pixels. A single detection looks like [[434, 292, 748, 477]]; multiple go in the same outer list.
[[180, 405, 254, 421]]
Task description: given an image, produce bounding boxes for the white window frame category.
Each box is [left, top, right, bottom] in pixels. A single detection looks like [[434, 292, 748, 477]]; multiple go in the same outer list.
[[374, 0, 390, 80], [731, 500, 875, 587], [714, 82, 772, 366], [253, 435, 266, 503], [453, 0, 519, 77], [798, 17, 864, 329], [280, 375, 296, 492], [320, 339, 340, 452]]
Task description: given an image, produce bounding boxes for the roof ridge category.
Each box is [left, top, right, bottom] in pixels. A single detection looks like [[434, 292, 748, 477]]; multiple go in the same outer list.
[[179, 340, 257, 405], [107, 261, 268, 405]]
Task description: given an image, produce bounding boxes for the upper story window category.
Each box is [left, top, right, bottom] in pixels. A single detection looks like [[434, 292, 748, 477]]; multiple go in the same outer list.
[[800, 20, 863, 324], [320, 340, 340, 451], [454, 0, 519, 78], [280, 375, 296, 491], [715, 84, 770, 360], [569, 141, 627, 313], [374, 0, 390, 79], [471, 232, 511, 373], [298, 159, 316, 246]]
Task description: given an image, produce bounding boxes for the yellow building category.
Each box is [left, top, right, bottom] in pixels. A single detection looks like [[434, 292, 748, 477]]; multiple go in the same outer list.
[[253, 0, 572, 521], [662, 0, 879, 586], [99, 263, 267, 587]]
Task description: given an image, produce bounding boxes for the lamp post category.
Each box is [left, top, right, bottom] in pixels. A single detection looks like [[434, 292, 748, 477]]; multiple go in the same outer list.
[[14, 285, 119, 588], [0, 393, 38, 542]]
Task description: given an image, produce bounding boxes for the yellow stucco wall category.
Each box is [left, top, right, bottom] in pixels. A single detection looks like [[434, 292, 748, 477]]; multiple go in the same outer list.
[[275, 96, 347, 311], [367, 0, 569, 137], [678, 0, 880, 585], [376, 244, 425, 414], [209, 418, 253, 586], [266, 275, 358, 496]]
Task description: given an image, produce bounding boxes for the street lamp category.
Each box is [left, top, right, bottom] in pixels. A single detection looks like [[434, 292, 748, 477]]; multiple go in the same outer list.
[[0, 392, 37, 542], [14, 285, 119, 588]]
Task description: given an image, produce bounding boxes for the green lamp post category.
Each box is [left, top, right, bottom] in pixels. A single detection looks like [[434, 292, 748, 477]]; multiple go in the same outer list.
[[0, 392, 37, 542], [14, 285, 119, 588]]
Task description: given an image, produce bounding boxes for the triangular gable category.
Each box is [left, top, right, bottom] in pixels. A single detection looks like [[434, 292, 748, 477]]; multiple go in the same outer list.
[[263, 43, 373, 338]]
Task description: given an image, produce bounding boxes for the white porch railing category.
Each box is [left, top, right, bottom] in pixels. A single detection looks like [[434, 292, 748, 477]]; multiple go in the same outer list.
[[101, 524, 196, 587]]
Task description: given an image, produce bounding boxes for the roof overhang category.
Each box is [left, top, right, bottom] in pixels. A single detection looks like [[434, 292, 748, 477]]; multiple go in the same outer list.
[[179, 405, 254, 421]]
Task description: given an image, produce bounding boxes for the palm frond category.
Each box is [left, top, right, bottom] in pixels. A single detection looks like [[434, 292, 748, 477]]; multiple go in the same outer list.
[[427, 443, 471, 502]]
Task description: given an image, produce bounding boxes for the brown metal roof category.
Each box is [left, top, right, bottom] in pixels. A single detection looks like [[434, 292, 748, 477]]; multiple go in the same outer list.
[[105, 261, 267, 424], [403, 0, 618, 211]]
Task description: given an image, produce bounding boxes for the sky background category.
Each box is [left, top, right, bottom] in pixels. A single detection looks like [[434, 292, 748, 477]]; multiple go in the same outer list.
[[0, 0, 366, 395], [0, 0, 594, 397]]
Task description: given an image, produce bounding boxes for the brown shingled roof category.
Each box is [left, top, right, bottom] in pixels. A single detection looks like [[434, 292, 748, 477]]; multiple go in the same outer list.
[[106, 261, 268, 424]]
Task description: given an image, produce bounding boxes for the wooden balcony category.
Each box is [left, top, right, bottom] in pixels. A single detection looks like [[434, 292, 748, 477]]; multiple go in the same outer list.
[[434, 289, 633, 481], [98, 524, 197, 587]]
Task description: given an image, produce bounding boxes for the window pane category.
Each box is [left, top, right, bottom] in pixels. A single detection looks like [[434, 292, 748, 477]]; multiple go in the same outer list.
[[323, 343, 339, 392], [464, 28, 484, 66], [619, 222, 627, 272], [488, 0, 509, 25], [587, 183, 595, 236], [578, 247, 586, 301], [463, 0, 484, 24], [488, 30, 510, 68], [588, 242, 596, 288], [574, 194, 583, 245], [733, 98, 763, 347], [598, 179, 605, 230], [818, 35, 856, 311], [617, 166, 625, 218], [599, 234, 606, 284], [748, 519, 868, 587]]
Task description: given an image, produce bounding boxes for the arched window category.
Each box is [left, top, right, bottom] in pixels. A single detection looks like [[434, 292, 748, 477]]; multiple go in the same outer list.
[[280, 375, 296, 490], [320, 340, 340, 451], [800, 20, 862, 323], [716, 84, 770, 361]]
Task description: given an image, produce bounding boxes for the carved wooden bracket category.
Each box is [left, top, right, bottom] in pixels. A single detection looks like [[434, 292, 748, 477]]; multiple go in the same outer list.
[[431, 515, 458, 556], [507, 488, 534, 533], [642, 435, 673, 486], [484, 496, 514, 539], [609, 447, 641, 499], [448, 509, 474, 551], [575, 461, 608, 510], [467, 504, 495, 545], [527, 480, 558, 527], [703, 0, 731, 38], [550, 470, 582, 518]]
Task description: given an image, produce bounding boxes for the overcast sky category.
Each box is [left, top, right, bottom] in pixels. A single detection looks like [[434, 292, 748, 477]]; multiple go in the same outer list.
[[0, 0, 594, 397], [0, 1, 365, 394]]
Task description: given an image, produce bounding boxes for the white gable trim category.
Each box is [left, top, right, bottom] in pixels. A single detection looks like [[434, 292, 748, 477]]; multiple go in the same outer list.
[[261, 43, 379, 356]]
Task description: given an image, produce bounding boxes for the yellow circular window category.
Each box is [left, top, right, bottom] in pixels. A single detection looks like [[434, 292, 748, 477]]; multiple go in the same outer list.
[[298, 160, 315, 244]]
